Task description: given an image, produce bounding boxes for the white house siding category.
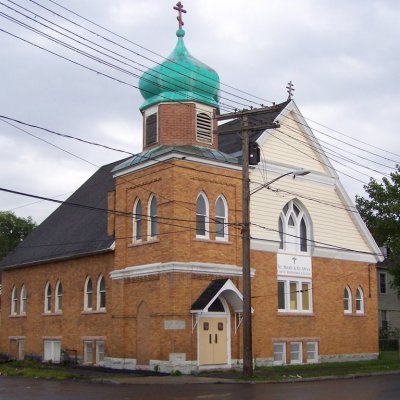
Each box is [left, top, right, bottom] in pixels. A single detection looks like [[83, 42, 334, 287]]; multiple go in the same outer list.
[[249, 110, 375, 256], [258, 112, 329, 175]]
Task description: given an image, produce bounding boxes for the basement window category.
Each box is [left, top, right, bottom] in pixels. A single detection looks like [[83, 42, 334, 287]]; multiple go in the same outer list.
[[196, 112, 212, 144]]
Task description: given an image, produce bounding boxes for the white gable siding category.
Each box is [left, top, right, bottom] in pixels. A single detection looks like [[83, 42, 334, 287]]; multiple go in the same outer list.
[[249, 172, 373, 256], [259, 112, 329, 175], [249, 104, 380, 260]]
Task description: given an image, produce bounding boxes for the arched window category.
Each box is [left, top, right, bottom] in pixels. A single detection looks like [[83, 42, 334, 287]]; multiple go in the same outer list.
[[215, 196, 228, 240], [97, 275, 106, 310], [55, 281, 63, 312], [44, 282, 52, 313], [148, 195, 158, 239], [279, 200, 311, 253], [11, 286, 18, 315], [356, 287, 364, 314], [344, 286, 352, 314], [84, 277, 93, 311], [196, 193, 209, 238], [133, 199, 143, 242], [20, 285, 27, 314]]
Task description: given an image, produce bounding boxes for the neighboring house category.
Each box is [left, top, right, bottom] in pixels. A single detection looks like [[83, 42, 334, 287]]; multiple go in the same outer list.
[[0, 20, 383, 372], [377, 258, 400, 334]]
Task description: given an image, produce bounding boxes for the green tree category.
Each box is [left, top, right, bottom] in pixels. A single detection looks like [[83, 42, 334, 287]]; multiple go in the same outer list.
[[355, 165, 400, 293], [0, 211, 36, 260]]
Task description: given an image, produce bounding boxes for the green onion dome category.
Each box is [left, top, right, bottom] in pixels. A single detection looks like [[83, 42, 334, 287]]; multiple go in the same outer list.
[[139, 29, 220, 110]]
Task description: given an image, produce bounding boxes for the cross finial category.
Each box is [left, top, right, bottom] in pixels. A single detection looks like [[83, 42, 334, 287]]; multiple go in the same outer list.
[[173, 2, 187, 30], [286, 81, 295, 100]]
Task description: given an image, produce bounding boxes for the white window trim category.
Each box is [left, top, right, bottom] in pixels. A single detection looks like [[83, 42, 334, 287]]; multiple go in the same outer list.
[[356, 287, 365, 314], [83, 340, 94, 364], [273, 342, 286, 366], [215, 195, 228, 241], [279, 199, 311, 255], [96, 341, 105, 365], [55, 280, 62, 313], [147, 194, 158, 241], [20, 285, 27, 315], [84, 277, 93, 311], [133, 198, 143, 243], [43, 339, 61, 363], [44, 282, 52, 314], [344, 286, 352, 314], [306, 341, 318, 364], [196, 192, 210, 239], [278, 277, 313, 313], [96, 275, 106, 311], [11, 286, 18, 315], [290, 342, 303, 365]]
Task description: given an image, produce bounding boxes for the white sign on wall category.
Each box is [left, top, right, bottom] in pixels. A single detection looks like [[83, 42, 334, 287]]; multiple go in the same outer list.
[[164, 320, 186, 330], [277, 254, 312, 277]]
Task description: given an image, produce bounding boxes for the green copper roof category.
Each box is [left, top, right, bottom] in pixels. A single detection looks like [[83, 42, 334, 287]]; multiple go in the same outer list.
[[112, 145, 239, 173], [139, 29, 220, 110]]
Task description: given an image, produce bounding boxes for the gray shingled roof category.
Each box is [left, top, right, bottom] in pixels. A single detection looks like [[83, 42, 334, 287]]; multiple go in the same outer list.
[[0, 159, 123, 270], [218, 100, 290, 155], [113, 144, 240, 173], [0, 101, 289, 271], [191, 279, 229, 311]]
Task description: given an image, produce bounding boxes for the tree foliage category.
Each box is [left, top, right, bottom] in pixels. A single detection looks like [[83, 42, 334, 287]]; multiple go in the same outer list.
[[355, 165, 400, 292], [0, 211, 36, 260]]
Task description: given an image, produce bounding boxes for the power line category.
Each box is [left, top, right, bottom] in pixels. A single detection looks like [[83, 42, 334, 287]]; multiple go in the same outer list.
[[0, 3, 242, 112], [41, 0, 271, 106], [8, 0, 399, 165], [0, 185, 382, 258]]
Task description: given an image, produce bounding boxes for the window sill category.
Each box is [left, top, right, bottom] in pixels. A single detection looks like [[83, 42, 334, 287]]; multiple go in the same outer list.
[[81, 310, 107, 315], [9, 314, 27, 318], [344, 313, 365, 317], [277, 312, 315, 317], [42, 312, 63, 316], [194, 238, 233, 245], [128, 239, 160, 248]]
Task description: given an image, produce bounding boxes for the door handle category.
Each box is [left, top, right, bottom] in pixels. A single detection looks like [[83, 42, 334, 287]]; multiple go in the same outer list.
[[209, 334, 212, 344], [215, 334, 218, 344]]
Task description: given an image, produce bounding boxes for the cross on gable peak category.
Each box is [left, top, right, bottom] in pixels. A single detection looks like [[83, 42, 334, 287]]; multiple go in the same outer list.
[[286, 81, 295, 100]]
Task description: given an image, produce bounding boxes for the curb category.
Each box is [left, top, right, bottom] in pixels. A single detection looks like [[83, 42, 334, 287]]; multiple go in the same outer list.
[[91, 369, 400, 385]]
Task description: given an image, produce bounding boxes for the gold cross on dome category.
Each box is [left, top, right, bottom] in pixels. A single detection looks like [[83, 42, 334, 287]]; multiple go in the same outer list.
[[173, 2, 187, 29]]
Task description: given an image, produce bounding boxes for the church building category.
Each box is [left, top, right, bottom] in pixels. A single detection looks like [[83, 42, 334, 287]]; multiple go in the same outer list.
[[0, 5, 382, 373]]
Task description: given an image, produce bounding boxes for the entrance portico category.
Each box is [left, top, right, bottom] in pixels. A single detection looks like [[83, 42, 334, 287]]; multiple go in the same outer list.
[[191, 279, 245, 368]]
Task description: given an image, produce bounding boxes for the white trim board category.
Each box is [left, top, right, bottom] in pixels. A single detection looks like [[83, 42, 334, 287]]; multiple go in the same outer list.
[[110, 261, 256, 280]]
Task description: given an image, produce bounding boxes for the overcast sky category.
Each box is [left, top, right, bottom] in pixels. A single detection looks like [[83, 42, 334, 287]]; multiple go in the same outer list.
[[1, 0, 399, 224]]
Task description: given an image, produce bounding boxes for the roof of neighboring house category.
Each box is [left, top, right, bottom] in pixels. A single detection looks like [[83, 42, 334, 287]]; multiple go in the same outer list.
[[0, 159, 123, 271], [218, 100, 290, 154]]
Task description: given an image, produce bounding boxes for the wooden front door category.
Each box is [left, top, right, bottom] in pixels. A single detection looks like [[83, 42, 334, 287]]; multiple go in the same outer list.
[[199, 317, 228, 365]]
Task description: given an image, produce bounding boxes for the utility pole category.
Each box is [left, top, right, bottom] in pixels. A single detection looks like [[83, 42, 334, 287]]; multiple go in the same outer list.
[[217, 104, 309, 377], [217, 107, 269, 377], [241, 113, 253, 377]]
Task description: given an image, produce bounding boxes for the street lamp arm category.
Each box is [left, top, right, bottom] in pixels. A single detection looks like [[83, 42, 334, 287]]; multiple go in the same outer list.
[[250, 169, 311, 196]]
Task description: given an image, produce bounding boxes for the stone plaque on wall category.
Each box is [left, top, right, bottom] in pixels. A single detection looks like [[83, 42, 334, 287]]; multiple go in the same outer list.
[[164, 320, 186, 330]]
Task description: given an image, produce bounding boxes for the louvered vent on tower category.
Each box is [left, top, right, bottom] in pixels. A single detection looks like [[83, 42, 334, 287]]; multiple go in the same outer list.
[[196, 112, 212, 144]]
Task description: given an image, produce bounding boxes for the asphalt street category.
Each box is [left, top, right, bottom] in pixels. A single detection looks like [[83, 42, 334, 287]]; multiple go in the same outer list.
[[0, 374, 399, 400]]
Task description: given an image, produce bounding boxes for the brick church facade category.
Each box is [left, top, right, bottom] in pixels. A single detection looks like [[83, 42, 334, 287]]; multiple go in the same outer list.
[[0, 17, 382, 373]]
